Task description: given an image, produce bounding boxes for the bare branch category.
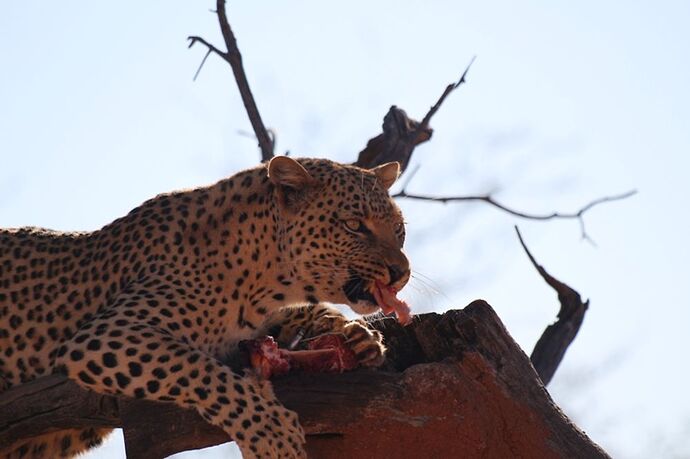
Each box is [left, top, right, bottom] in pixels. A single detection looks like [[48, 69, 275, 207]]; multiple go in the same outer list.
[[214, 0, 273, 161], [187, 0, 274, 161], [515, 226, 589, 385], [192, 48, 213, 81], [394, 187, 637, 239], [354, 106, 432, 173], [417, 56, 476, 133], [355, 59, 475, 173], [187, 35, 227, 60], [397, 164, 421, 192]]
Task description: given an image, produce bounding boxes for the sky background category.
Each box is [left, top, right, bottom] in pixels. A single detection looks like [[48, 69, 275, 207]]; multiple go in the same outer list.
[[1, 1, 689, 458]]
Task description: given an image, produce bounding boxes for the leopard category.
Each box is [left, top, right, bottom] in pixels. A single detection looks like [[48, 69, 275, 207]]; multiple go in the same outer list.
[[0, 156, 410, 458]]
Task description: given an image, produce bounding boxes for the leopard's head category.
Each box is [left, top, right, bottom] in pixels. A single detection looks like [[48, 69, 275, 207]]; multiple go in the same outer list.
[[268, 156, 410, 316]]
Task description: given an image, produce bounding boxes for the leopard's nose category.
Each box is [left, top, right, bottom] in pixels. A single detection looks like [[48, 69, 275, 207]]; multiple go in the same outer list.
[[385, 249, 410, 288], [387, 264, 407, 285]]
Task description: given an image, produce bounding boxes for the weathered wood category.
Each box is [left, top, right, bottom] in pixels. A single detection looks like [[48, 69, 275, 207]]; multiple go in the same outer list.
[[0, 302, 609, 458], [354, 106, 432, 173], [516, 227, 590, 385], [0, 375, 120, 451]]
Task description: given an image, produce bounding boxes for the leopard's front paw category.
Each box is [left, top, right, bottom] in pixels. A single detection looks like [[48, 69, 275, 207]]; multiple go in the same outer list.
[[342, 321, 386, 368]]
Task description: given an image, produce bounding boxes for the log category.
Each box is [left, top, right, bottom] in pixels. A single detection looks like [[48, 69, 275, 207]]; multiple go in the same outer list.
[[0, 301, 609, 458]]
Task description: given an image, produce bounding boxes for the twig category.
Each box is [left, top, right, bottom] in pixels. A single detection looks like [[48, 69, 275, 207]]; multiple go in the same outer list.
[[187, 36, 225, 64], [397, 164, 421, 191], [515, 226, 589, 386], [192, 48, 213, 81], [417, 56, 476, 133], [188, 0, 274, 161], [394, 187, 636, 241]]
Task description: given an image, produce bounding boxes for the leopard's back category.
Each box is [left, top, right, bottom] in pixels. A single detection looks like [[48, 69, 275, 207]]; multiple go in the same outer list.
[[0, 228, 103, 387]]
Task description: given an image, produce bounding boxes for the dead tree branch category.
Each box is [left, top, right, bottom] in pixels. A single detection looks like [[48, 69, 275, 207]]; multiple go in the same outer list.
[[348, 55, 634, 240], [515, 226, 590, 386], [394, 187, 637, 241], [188, 0, 274, 161], [353, 105, 432, 173], [354, 58, 474, 173], [0, 303, 609, 458], [417, 56, 476, 134]]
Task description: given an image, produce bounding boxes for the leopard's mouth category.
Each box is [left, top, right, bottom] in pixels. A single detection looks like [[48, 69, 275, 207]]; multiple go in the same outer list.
[[343, 271, 376, 304], [343, 270, 378, 313], [343, 269, 412, 324]]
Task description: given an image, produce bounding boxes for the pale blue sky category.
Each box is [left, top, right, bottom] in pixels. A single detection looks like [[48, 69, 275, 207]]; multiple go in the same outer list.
[[1, 2, 689, 458]]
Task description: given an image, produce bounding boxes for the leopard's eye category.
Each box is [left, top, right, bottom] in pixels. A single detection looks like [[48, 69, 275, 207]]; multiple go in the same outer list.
[[343, 219, 367, 234]]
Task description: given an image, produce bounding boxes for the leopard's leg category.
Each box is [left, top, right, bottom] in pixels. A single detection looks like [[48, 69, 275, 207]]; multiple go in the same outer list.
[[260, 304, 386, 368], [1, 428, 111, 459], [55, 295, 305, 459]]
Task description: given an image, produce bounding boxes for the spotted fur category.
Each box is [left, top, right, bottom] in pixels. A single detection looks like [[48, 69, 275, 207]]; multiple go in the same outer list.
[[0, 157, 409, 458]]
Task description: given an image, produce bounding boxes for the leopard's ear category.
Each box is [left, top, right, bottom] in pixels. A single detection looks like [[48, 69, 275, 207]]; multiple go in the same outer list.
[[371, 161, 400, 190], [268, 156, 317, 212], [267, 156, 315, 189]]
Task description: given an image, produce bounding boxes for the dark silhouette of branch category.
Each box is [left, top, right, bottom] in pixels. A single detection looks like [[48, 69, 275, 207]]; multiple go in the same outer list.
[[353, 106, 432, 173], [192, 48, 213, 82], [188, 0, 274, 161], [394, 186, 637, 241], [515, 226, 589, 386], [355, 58, 475, 173], [417, 56, 476, 133]]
